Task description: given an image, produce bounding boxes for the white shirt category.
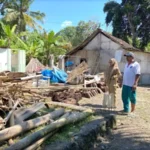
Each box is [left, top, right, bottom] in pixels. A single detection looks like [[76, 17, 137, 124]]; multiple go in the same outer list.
[[123, 61, 141, 87]]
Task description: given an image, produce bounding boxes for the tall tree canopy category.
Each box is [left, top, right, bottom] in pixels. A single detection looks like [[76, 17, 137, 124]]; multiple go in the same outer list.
[[57, 20, 99, 48], [104, 0, 150, 49], [0, 0, 45, 32]]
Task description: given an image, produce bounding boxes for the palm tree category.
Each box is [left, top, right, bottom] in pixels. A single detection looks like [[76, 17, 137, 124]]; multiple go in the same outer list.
[[2, 0, 45, 32]]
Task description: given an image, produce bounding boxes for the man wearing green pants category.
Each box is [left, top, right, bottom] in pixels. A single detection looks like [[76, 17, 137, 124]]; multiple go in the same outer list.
[[122, 52, 140, 114]]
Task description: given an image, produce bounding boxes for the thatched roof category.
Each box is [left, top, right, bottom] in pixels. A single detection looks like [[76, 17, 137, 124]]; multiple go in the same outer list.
[[66, 28, 144, 56], [26, 58, 45, 73]]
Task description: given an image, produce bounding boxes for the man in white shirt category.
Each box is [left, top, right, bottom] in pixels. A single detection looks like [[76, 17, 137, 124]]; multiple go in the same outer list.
[[122, 52, 141, 114]]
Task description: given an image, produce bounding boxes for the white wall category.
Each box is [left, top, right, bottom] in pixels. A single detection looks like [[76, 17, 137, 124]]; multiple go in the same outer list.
[[18, 50, 26, 72], [0, 48, 26, 72], [68, 32, 150, 84], [11, 52, 18, 71], [0, 48, 11, 71], [83, 33, 150, 75]]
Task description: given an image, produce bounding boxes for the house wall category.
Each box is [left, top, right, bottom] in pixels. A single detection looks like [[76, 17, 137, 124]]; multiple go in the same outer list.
[[18, 50, 26, 72], [67, 33, 150, 85], [0, 48, 11, 71], [11, 52, 18, 71]]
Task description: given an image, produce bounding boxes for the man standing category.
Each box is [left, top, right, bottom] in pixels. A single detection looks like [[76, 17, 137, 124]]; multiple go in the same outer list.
[[122, 52, 140, 114]]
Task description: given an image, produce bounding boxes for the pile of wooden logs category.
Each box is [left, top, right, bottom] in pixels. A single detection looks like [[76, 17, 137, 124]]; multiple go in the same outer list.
[[0, 101, 92, 150], [0, 71, 27, 85]]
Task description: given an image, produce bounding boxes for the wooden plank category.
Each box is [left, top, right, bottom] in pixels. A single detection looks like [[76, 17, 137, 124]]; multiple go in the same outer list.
[[67, 62, 88, 82]]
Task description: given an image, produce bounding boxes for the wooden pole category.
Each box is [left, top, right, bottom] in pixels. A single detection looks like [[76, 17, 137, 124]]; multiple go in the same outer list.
[[0, 108, 64, 142], [9, 100, 14, 126], [15, 102, 47, 122], [5, 110, 92, 150], [47, 101, 93, 112], [4, 100, 20, 124], [21, 75, 42, 81], [24, 131, 56, 150], [8, 100, 15, 146]]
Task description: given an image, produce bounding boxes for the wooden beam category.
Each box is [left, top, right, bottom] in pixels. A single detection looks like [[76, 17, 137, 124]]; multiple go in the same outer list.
[[0, 108, 64, 142]]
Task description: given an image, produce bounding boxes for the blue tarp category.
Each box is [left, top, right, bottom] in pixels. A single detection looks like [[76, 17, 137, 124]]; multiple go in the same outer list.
[[41, 69, 53, 80], [65, 61, 74, 67], [41, 68, 68, 83]]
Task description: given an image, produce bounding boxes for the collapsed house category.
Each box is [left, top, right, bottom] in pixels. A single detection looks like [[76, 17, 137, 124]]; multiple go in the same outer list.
[[65, 28, 150, 85], [26, 58, 45, 74]]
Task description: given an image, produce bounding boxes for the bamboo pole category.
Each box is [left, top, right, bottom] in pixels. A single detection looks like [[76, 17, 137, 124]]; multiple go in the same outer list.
[[24, 131, 56, 150], [0, 108, 64, 142], [15, 102, 47, 121], [5, 109, 92, 150], [47, 101, 92, 112], [8, 100, 15, 146]]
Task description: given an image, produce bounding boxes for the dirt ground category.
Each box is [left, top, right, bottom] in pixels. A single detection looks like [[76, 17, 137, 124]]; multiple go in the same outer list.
[[79, 87, 150, 150]]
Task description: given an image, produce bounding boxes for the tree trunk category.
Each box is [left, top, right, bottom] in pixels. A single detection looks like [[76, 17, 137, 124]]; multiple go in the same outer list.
[[8, 100, 15, 146], [24, 131, 56, 150], [49, 54, 54, 68], [9, 100, 14, 126], [127, 13, 137, 47], [0, 108, 64, 142], [5, 110, 92, 150], [15, 102, 47, 122]]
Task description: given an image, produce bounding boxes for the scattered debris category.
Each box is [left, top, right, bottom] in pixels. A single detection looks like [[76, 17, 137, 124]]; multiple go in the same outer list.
[[26, 58, 45, 73], [0, 68, 108, 149], [67, 61, 88, 83]]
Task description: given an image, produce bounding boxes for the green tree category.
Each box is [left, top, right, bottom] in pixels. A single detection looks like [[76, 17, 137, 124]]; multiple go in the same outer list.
[[57, 26, 76, 48], [41, 30, 67, 64], [75, 21, 99, 46], [145, 43, 150, 52], [57, 20, 99, 47], [15, 30, 68, 65], [104, 0, 150, 48], [11, 30, 44, 62], [1, 0, 45, 32], [0, 21, 17, 47]]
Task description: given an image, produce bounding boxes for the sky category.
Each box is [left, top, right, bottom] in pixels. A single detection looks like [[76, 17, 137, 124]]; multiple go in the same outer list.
[[30, 0, 121, 33]]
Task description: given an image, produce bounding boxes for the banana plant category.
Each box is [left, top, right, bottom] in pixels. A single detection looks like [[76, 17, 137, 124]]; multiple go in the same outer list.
[[0, 38, 7, 48], [0, 21, 17, 47], [12, 35, 44, 62], [41, 30, 68, 64]]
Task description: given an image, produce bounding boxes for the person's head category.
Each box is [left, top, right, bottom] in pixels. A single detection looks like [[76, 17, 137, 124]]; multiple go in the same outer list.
[[109, 58, 117, 67], [124, 52, 134, 63]]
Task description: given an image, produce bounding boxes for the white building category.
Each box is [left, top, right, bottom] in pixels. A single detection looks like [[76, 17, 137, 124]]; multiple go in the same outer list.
[[0, 48, 26, 72], [65, 29, 150, 85]]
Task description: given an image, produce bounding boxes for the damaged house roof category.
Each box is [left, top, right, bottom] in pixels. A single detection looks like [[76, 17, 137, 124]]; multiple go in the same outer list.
[[66, 28, 142, 55]]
